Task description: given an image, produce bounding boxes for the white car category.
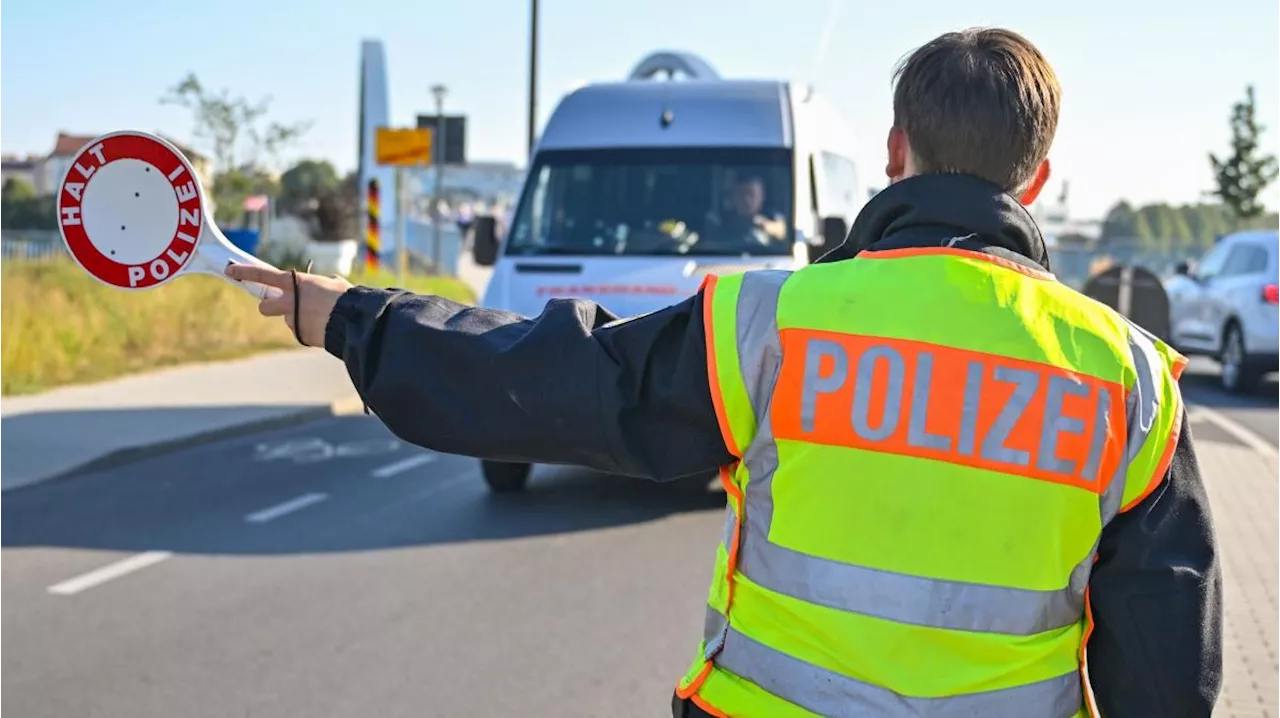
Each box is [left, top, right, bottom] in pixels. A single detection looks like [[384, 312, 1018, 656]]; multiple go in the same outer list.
[[1166, 230, 1279, 392]]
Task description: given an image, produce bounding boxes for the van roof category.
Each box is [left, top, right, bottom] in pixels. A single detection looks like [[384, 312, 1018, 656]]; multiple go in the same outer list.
[[537, 79, 793, 151]]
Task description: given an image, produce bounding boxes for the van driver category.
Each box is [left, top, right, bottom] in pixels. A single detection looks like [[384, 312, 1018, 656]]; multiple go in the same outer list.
[[704, 175, 788, 246]]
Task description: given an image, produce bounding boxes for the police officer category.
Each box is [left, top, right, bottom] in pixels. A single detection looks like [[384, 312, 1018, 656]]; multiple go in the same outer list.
[[230, 27, 1223, 718]]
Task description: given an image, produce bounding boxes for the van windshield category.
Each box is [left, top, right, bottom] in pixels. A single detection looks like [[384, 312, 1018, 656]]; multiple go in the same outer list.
[[505, 147, 794, 257]]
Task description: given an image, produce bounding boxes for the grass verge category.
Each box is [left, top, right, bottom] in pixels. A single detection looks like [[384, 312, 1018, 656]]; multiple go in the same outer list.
[[1, 258, 474, 396]]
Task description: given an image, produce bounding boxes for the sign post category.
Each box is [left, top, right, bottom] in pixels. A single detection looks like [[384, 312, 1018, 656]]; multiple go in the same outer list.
[[365, 178, 381, 271], [395, 166, 407, 284], [429, 85, 449, 277], [374, 127, 433, 285]]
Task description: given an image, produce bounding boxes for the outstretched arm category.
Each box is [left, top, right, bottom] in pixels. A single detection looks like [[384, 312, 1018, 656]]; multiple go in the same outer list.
[[224, 261, 732, 479], [321, 285, 735, 481]]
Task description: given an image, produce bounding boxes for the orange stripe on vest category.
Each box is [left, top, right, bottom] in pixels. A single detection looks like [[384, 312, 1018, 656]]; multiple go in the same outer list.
[[770, 329, 1127, 493]]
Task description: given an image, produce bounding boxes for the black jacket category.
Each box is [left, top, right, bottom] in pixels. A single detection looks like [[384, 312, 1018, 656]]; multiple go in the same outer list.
[[325, 174, 1223, 717]]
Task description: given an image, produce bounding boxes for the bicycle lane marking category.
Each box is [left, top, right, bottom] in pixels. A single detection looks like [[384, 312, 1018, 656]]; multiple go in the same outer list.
[[252, 436, 403, 465], [253, 437, 334, 464]]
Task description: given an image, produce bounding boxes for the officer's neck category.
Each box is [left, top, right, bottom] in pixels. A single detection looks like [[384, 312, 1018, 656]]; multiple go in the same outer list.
[[819, 173, 1051, 271]]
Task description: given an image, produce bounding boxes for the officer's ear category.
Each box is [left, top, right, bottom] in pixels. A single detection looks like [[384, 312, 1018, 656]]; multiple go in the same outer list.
[[1018, 159, 1051, 206], [885, 127, 908, 183]]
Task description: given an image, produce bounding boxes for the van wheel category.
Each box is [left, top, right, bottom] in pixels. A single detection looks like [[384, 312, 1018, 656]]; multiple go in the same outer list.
[[1220, 323, 1260, 394], [482, 461, 531, 493]]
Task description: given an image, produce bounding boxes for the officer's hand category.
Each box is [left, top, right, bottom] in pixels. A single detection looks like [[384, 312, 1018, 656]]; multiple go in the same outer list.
[[225, 263, 353, 347]]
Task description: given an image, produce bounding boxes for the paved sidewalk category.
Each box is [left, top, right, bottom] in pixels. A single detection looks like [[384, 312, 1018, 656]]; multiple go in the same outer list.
[[1187, 408, 1279, 717], [454, 232, 492, 298], [1, 349, 359, 491]]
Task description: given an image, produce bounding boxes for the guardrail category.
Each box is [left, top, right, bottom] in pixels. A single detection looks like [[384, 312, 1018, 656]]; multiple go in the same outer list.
[[2, 231, 65, 262], [2, 222, 466, 271]]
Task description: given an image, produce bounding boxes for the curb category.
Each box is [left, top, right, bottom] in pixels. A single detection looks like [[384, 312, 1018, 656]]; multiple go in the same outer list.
[[5, 395, 367, 492]]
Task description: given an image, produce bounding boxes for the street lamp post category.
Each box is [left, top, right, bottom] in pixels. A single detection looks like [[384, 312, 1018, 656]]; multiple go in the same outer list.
[[527, 0, 538, 157], [430, 84, 448, 274]]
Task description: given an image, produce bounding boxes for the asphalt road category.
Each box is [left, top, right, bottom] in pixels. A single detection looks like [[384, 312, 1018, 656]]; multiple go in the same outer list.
[[3, 416, 724, 718], [1179, 356, 1278, 447], [2, 358, 1274, 718]]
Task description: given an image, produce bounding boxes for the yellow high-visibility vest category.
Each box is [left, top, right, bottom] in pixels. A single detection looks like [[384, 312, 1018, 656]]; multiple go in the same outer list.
[[676, 246, 1186, 718]]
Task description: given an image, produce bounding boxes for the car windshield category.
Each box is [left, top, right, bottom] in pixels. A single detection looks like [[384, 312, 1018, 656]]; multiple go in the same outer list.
[[505, 147, 794, 257]]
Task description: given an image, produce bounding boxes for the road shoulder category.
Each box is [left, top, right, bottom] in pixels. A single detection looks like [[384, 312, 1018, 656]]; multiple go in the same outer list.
[[2, 349, 362, 491]]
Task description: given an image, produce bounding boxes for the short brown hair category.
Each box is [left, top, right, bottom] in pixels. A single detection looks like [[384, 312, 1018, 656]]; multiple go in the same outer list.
[[892, 28, 1061, 193]]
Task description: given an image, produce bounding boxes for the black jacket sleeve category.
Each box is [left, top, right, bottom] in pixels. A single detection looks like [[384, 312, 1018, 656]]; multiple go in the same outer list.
[[1085, 411, 1224, 716], [323, 286, 734, 481]]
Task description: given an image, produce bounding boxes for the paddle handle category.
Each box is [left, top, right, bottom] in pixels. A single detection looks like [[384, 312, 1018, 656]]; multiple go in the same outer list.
[[195, 228, 285, 301]]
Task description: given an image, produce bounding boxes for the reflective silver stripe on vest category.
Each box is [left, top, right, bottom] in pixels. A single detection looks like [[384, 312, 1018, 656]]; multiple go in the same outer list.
[[704, 503, 739, 657], [1117, 320, 1177, 515], [715, 624, 1084, 718]]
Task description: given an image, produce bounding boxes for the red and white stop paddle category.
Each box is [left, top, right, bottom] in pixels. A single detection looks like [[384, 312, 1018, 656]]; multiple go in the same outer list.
[[56, 130, 283, 299]]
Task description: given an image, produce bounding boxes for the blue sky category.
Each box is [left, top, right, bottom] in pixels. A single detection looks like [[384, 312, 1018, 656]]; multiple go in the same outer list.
[[3, 0, 1277, 219]]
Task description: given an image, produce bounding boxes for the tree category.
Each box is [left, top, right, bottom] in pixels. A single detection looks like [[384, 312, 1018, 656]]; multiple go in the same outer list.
[[1, 177, 56, 230], [1184, 203, 1235, 246], [312, 172, 360, 244], [161, 73, 311, 172], [2, 176, 35, 202], [211, 167, 279, 226], [1149, 203, 1192, 248], [1101, 201, 1137, 241], [1131, 209, 1154, 243], [1100, 198, 1279, 250], [278, 159, 358, 243], [1209, 85, 1279, 219], [278, 160, 340, 216], [161, 73, 310, 224]]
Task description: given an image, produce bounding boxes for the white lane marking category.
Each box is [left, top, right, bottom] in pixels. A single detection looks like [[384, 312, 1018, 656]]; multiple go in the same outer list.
[[371, 453, 437, 478], [404, 471, 479, 503], [1187, 403, 1279, 461], [47, 550, 173, 596], [354, 471, 479, 525], [244, 492, 329, 523]]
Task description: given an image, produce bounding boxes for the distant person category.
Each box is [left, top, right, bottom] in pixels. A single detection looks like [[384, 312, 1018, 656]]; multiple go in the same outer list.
[[455, 201, 475, 236], [231, 26, 1222, 718], [705, 174, 788, 246]]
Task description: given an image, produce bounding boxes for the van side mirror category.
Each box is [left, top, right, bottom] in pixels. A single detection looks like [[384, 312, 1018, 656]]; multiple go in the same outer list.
[[818, 216, 849, 255], [472, 215, 499, 267], [1173, 260, 1192, 277]]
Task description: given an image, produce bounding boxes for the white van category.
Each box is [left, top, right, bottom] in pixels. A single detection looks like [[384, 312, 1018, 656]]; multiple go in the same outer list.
[[468, 54, 866, 492]]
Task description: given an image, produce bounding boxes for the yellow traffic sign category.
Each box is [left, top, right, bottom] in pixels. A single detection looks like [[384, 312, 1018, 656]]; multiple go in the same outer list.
[[375, 127, 432, 166]]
